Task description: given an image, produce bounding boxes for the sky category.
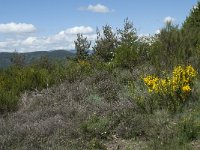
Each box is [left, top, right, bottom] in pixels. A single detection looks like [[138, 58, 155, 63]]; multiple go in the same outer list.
[[0, 0, 198, 52]]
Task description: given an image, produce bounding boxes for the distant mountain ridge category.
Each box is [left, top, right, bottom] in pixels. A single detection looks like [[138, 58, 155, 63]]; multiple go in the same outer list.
[[0, 50, 75, 68]]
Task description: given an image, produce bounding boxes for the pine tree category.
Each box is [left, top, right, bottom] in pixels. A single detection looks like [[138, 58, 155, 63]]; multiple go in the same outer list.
[[181, 1, 200, 65], [182, 2, 200, 50], [93, 25, 118, 62], [183, 2, 200, 30], [118, 18, 137, 46], [74, 33, 91, 61], [113, 18, 138, 68], [150, 22, 182, 70]]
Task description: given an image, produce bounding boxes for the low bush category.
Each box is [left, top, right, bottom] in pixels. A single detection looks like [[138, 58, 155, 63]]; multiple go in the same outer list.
[[81, 115, 111, 140], [143, 65, 198, 111]]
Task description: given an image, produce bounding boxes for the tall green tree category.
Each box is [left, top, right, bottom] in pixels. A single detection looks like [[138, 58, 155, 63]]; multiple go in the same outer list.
[[118, 18, 138, 46], [182, 2, 200, 31], [181, 1, 200, 65], [150, 22, 182, 70], [93, 25, 118, 62], [74, 33, 91, 61], [113, 18, 138, 68]]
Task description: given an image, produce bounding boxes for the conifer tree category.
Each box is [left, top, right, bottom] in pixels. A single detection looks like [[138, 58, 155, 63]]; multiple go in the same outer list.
[[113, 18, 138, 68], [150, 22, 181, 70], [181, 1, 200, 64], [183, 2, 200, 30], [118, 18, 137, 46], [74, 33, 91, 61], [93, 25, 118, 62]]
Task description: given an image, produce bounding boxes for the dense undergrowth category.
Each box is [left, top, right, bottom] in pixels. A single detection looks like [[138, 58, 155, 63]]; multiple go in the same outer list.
[[1, 2, 200, 150]]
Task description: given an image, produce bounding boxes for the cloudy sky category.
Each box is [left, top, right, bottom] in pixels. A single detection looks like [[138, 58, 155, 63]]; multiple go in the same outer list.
[[0, 0, 198, 52]]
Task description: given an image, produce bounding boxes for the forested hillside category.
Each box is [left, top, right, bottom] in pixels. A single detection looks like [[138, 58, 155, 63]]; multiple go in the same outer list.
[[1, 2, 200, 150], [0, 50, 75, 68]]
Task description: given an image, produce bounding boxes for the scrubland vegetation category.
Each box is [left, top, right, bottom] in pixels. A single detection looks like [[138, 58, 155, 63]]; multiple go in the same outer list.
[[1, 2, 200, 150]]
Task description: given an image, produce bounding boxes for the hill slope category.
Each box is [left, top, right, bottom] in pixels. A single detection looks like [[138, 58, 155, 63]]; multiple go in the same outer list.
[[0, 50, 75, 68], [1, 67, 199, 149]]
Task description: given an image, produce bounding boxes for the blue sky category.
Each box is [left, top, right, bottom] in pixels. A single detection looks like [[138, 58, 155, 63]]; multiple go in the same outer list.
[[0, 0, 198, 52]]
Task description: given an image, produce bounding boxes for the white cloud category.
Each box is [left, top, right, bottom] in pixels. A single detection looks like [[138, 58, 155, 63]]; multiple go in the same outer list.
[[45, 26, 94, 44], [64, 26, 93, 34], [0, 26, 96, 52], [0, 41, 8, 47], [0, 22, 36, 34], [88, 4, 109, 13], [22, 37, 38, 45], [79, 4, 113, 13], [164, 16, 175, 24], [155, 29, 160, 34], [138, 33, 150, 37]]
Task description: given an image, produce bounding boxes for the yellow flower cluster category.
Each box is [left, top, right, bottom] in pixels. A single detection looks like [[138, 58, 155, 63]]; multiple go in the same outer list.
[[78, 60, 91, 69], [172, 65, 197, 93], [78, 60, 89, 66], [182, 85, 191, 93], [143, 75, 159, 93], [143, 65, 197, 95]]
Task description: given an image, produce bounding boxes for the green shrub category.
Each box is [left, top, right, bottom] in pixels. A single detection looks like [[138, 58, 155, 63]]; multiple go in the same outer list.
[[113, 109, 152, 139], [113, 68, 133, 85], [112, 44, 138, 69], [178, 113, 200, 142], [142, 65, 198, 112], [0, 90, 18, 113], [81, 115, 110, 139], [127, 77, 151, 112], [65, 60, 93, 82], [88, 138, 107, 150]]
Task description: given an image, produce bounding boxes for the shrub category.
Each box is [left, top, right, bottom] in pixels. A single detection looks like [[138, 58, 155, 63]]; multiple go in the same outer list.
[[81, 115, 110, 139], [113, 68, 133, 85], [65, 60, 83, 82], [88, 138, 107, 150], [0, 90, 18, 113], [143, 65, 197, 111], [114, 110, 151, 139], [178, 115, 200, 141], [65, 60, 93, 82], [94, 76, 120, 102]]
